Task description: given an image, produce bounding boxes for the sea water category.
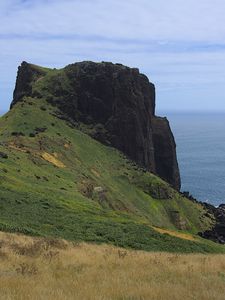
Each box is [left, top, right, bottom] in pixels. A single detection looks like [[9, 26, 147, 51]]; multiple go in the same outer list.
[[165, 112, 225, 206]]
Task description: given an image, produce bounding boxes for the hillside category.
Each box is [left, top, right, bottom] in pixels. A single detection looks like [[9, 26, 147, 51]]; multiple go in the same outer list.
[[0, 62, 223, 253], [0, 231, 225, 300]]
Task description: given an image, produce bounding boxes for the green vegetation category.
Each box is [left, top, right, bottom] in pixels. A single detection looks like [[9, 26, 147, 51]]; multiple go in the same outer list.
[[0, 88, 223, 253]]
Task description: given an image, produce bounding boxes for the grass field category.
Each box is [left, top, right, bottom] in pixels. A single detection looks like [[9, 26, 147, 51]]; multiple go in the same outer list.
[[0, 231, 225, 300]]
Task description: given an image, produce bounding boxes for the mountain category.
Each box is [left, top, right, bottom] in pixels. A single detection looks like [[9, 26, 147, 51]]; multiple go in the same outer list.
[[0, 61, 223, 253], [11, 61, 180, 190]]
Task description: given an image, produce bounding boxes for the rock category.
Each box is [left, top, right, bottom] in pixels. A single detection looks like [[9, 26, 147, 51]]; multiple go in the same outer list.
[[199, 202, 225, 244], [170, 210, 188, 230], [11, 61, 181, 190], [0, 152, 8, 159], [138, 180, 173, 200], [11, 132, 25, 137], [152, 116, 181, 189], [94, 186, 105, 193], [93, 186, 107, 203], [34, 127, 47, 134], [10, 61, 45, 108]]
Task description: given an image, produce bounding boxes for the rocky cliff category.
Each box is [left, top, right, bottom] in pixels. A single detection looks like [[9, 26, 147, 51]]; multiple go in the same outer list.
[[199, 203, 225, 244], [11, 61, 181, 190]]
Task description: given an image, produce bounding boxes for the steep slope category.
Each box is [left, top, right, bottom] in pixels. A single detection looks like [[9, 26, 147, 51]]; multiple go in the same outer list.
[[0, 95, 222, 253], [11, 61, 180, 189]]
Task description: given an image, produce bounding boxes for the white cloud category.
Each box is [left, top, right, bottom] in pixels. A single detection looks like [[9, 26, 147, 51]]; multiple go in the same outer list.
[[1, 0, 225, 111], [1, 0, 225, 42]]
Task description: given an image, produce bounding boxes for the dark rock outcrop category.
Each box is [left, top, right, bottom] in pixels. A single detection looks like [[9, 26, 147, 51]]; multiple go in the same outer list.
[[11, 61, 181, 190], [152, 116, 180, 189], [199, 203, 225, 244], [10, 61, 45, 108], [0, 152, 8, 159]]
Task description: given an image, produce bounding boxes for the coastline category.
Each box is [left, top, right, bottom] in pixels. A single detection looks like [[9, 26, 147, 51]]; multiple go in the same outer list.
[[182, 191, 225, 244]]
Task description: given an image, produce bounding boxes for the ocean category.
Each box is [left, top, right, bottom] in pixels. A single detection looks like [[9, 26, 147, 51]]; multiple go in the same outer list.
[[165, 112, 225, 206]]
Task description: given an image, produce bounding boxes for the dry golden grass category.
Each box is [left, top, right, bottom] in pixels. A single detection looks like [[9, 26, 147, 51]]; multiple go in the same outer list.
[[91, 168, 101, 178], [0, 231, 225, 300], [64, 143, 70, 149], [152, 226, 197, 241], [7, 142, 66, 169], [8, 142, 28, 153], [41, 152, 66, 168]]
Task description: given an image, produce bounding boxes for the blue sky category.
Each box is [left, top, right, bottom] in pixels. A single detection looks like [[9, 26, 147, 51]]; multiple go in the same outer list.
[[1, 0, 225, 112]]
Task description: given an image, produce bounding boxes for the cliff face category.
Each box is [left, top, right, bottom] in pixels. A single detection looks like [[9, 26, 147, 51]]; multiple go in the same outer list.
[[152, 116, 180, 189], [11, 61, 181, 190], [11, 62, 45, 108]]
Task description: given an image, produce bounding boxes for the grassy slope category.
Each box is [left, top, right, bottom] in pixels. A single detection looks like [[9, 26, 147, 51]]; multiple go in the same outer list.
[[0, 231, 225, 300], [0, 66, 223, 253]]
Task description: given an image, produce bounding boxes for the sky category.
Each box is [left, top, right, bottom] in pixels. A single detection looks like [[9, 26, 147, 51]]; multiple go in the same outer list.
[[1, 0, 225, 113]]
